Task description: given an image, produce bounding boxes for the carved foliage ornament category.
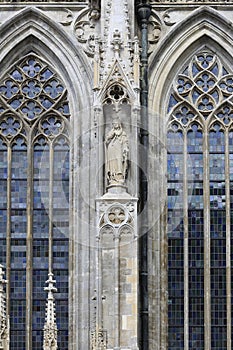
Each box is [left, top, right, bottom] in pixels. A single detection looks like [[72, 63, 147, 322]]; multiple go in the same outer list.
[[91, 330, 107, 350], [43, 324, 58, 348], [147, 9, 176, 53]]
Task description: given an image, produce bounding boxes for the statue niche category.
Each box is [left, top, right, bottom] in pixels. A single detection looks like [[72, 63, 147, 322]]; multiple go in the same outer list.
[[105, 120, 129, 186]]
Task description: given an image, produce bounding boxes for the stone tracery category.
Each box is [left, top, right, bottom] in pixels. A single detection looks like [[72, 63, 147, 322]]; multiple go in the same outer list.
[[167, 50, 233, 349], [0, 53, 70, 349]]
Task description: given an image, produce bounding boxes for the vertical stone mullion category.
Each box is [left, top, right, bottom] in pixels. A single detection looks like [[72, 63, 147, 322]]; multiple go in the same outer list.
[[26, 134, 33, 350], [114, 231, 120, 349], [6, 143, 11, 317], [96, 235, 103, 334], [225, 128, 231, 350], [49, 141, 54, 273], [183, 130, 189, 350], [203, 125, 211, 350]]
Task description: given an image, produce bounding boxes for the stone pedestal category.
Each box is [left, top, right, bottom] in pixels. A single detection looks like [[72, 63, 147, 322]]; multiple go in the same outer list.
[[94, 189, 138, 350]]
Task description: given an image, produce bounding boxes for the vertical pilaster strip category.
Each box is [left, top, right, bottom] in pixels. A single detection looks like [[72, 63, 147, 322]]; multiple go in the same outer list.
[[114, 230, 120, 349], [49, 141, 54, 273], [26, 135, 33, 350], [136, 4, 151, 349], [225, 129, 231, 350], [96, 235, 102, 339], [183, 131, 189, 350], [6, 144, 11, 317], [203, 126, 211, 350]]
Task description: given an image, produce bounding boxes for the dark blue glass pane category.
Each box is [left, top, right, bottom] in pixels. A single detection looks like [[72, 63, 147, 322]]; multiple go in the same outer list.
[[210, 211, 226, 239], [54, 270, 69, 299], [53, 208, 69, 239], [188, 208, 204, 348], [33, 180, 49, 209], [168, 268, 184, 317], [34, 149, 50, 179], [57, 330, 69, 350], [53, 240, 69, 270], [32, 330, 43, 349], [168, 326, 184, 350], [168, 210, 184, 239], [11, 209, 26, 239], [10, 270, 26, 299], [56, 299, 69, 330], [33, 209, 49, 239], [211, 327, 227, 349], [168, 239, 183, 269], [189, 326, 204, 350], [11, 239, 26, 269], [10, 330, 25, 350], [167, 154, 183, 182], [0, 238, 6, 264], [33, 270, 48, 300], [11, 180, 27, 209], [12, 149, 27, 177], [0, 210, 7, 238], [33, 240, 49, 269], [209, 129, 224, 153], [0, 181, 7, 208], [188, 183, 203, 209], [0, 140, 7, 178], [209, 126, 227, 349]]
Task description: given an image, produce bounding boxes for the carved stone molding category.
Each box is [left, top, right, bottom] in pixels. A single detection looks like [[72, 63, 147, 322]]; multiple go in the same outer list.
[[98, 199, 137, 241], [0, 265, 9, 350], [149, 0, 231, 2]]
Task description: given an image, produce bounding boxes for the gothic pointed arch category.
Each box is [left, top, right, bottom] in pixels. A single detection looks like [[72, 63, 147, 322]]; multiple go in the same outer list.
[[149, 6, 233, 115], [0, 6, 92, 115], [0, 6, 94, 350]]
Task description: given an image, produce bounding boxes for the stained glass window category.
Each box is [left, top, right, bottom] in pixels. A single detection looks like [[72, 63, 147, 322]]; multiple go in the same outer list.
[[0, 54, 70, 349], [167, 52, 232, 349]]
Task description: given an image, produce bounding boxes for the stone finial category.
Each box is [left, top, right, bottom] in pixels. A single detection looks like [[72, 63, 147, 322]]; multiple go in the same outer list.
[[43, 273, 58, 350], [0, 265, 9, 350], [111, 30, 123, 60]]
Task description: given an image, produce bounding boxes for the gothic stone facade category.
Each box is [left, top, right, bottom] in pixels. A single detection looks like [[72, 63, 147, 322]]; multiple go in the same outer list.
[[0, 1, 233, 350]]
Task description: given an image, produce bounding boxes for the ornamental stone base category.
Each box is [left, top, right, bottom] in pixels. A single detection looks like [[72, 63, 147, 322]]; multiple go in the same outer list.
[[95, 189, 139, 350]]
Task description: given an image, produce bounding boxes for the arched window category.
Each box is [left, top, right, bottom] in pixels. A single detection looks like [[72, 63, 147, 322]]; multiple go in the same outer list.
[[167, 52, 231, 350], [0, 53, 70, 349]]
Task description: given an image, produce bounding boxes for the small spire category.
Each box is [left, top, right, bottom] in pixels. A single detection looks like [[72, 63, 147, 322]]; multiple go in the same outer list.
[[43, 272, 58, 350], [0, 264, 9, 350]]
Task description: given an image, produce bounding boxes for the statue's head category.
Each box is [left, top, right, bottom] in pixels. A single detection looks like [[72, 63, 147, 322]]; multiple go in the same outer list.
[[113, 120, 121, 129]]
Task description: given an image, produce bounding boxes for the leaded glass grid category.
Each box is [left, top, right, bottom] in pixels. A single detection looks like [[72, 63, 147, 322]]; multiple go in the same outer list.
[[167, 51, 233, 350], [0, 53, 70, 349]]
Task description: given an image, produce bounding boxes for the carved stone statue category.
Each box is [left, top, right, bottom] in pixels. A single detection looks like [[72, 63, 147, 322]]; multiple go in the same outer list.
[[105, 121, 128, 185]]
